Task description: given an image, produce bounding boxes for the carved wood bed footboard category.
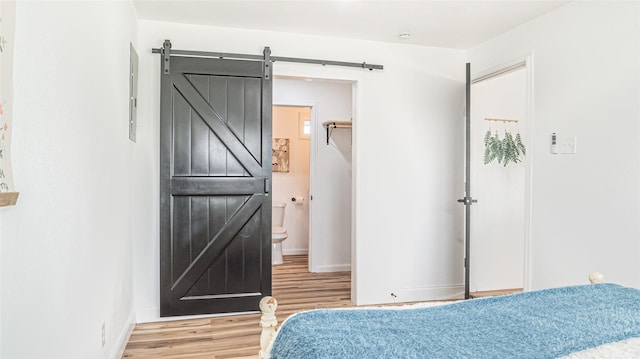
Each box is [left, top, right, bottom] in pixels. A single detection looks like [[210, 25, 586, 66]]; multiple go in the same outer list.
[[259, 296, 278, 358]]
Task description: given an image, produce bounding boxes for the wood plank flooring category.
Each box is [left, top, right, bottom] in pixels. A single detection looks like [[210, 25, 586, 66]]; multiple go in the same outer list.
[[470, 288, 523, 298], [122, 255, 352, 358], [122, 256, 521, 358]]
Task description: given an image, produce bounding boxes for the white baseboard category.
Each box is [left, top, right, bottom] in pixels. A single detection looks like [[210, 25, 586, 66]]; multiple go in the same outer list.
[[111, 310, 136, 359], [282, 248, 308, 256], [355, 285, 464, 306], [310, 263, 351, 273], [136, 305, 259, 324], [389, 285, 465, 303], [136, 306, 159, 324]]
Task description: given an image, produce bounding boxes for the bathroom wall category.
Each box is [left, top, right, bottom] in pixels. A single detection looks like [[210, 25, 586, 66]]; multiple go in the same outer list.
[[272, 106, 311, 255]]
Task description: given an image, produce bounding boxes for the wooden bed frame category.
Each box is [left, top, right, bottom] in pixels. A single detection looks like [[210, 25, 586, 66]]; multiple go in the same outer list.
[[258, 272, 607, 358]]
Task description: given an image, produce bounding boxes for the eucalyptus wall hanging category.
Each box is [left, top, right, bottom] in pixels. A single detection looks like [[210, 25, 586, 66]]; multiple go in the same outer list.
[[483, 118, 526, 167]]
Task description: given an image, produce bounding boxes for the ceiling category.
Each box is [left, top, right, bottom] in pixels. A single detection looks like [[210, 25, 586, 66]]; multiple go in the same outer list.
[[133, 0, 570, 49]]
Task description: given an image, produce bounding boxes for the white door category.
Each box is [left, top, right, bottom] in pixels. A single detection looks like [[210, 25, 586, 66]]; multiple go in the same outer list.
[[470, 68, 527, 293]]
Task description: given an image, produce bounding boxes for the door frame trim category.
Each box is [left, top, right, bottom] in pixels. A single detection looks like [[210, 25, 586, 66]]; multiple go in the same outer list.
[[471, 53, 535, 292]]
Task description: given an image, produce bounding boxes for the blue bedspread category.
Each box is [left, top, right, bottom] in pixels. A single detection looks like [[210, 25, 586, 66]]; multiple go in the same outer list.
[[269, 284, 640, 358]]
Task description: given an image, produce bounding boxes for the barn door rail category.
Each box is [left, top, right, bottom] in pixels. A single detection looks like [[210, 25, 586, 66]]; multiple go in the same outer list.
[[153, 40, 384, 78]]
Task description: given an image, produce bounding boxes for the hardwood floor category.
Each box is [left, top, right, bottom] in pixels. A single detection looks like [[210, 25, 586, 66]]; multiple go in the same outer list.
[[122, 256, 523, 358], [470, 288, 523, 298], [122, 255, 352, 358]]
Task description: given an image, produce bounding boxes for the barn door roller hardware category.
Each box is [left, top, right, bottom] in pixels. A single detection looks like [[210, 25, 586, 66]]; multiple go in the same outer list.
[[153, 40, 384, 78], [162, 40, 171, 74]]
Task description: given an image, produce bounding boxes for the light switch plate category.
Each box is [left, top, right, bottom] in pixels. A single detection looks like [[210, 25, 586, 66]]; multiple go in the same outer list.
[[559, 136, 576, 154]]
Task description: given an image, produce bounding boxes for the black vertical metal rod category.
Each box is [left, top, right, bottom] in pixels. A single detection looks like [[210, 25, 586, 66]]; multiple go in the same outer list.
[[464, 63, 471, 300]]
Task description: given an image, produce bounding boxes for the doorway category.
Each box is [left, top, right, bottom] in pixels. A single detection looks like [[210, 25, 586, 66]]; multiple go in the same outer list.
[[469, 66, 528, 296], [273, 77, 353, 277], [272, 105, 312, 258]]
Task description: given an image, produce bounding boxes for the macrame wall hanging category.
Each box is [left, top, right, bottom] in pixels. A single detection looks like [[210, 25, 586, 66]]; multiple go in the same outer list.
[[483, 118, 526, 167]]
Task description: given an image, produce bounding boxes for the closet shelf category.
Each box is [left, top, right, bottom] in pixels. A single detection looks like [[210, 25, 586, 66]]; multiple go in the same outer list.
[[322, 121, 352, 145]]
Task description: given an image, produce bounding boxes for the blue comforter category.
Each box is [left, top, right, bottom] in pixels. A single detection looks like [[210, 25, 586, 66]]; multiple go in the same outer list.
[[269, 284, 640, 358]]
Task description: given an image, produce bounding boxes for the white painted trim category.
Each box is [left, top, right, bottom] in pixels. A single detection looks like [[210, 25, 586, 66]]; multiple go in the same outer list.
[[282, 248, 309, 256], [350, 81, 359, 304], [309, 104, 319, 273], [311, 264, 351, 273], [136, 306, 260, 324], [388, 285, 465, 303], [110, 310, 136, 359], [471, 53, 535, 293], [523, 54, 535, 292], [135, 306, 159, 323], [471, 55, 527, 84]]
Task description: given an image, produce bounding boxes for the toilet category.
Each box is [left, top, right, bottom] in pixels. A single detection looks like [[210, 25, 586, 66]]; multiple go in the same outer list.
[[272, 203, 288, 265]]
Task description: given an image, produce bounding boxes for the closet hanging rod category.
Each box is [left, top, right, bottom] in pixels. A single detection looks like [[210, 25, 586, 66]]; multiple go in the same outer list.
[[152, 44, 384, 71], [321, 121, 352, 145], [484, 117, 519, 123], [322, 120, 352, 128]]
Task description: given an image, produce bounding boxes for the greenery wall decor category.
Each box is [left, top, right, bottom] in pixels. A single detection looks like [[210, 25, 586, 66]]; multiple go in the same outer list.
[[483, 130, 526, 166]]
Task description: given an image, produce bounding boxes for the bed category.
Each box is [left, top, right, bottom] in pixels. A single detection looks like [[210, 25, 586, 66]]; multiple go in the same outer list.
[[258, 273, 640, 358]]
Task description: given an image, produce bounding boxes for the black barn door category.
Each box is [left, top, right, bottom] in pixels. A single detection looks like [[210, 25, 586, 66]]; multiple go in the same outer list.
[[160, 54, 272, 317]]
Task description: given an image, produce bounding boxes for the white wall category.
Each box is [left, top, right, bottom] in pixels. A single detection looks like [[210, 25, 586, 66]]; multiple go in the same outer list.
[[470, 1, 640, 289], [470, 69, 526, 292], [1, 2, 138, 358], [135, 20, 466, 318], [5, 1, 636, 355], [274, 79, 354, 272], [272, 106, 311, 255]]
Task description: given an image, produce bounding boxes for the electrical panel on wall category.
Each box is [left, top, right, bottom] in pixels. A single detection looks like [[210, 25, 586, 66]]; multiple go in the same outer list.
[[129, 42, 139, 142]]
